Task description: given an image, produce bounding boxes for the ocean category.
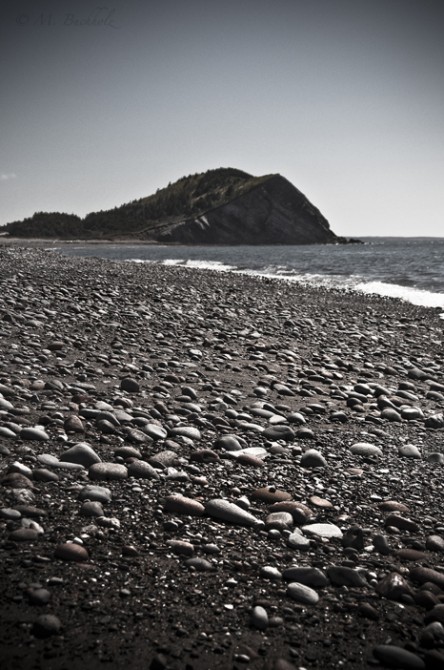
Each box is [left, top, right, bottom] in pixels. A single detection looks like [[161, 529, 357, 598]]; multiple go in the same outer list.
[[56, 237, 444, 317]]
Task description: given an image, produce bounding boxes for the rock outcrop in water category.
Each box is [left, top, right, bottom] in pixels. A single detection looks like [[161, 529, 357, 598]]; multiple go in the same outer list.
[[1, 168, 354, 244]]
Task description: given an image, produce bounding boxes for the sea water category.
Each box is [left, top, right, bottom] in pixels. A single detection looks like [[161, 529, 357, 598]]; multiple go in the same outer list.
[[56, 237, 444, 316]]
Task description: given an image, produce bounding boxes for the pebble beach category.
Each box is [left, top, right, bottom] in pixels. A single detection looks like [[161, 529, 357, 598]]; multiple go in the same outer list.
[[1, 245, 444, 670]]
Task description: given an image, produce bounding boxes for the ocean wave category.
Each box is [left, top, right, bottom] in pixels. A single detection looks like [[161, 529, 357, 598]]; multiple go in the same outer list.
[[355, 280, 444, 311]]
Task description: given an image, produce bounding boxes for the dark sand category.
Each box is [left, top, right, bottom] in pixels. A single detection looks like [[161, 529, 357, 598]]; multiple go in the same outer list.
[[1, 246, 443, 670]]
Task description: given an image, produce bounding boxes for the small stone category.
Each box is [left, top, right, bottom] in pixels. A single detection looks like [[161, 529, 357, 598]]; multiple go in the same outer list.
[[251, 486, 292, 504], [89, 462, 128, 480], [127, 459, 160, 479], [287, 582, 319, 605], [19, 427, 50, 441], [120, 377, 140, 393], [300, 449, 327, 468], [9, 528, 40, 542], [55, 542, 89, 562], [410, 567, 444, 589], [163, 494, 205, 516], [78, 485, 112, 504], [375, 572, 414, 601], [80, 501, 104, 517], [302, 523, 343, 539], [32, 614, 62, 638], [250, 605, 268, 630], [372, 645, 425, 669], [327, 566, 367, 587], [282, 567, 328, 588], [398, 444, 421, 458], [426, 535, 444, 552], [60, 443, 101, 467], [384, 514, 419, 533], [205, 499, 264, 528], [350, 442, 383, 457]]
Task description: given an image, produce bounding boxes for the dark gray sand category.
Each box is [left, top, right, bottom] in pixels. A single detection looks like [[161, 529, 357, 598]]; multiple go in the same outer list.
[[1, 246, 443, 670]]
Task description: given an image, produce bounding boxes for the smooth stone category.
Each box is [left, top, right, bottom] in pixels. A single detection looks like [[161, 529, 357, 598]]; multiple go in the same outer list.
[[302, 523, 343, 539], [262, 425, 295, 441], [120, 377, 140, 393], [163, 494, 205, 516], [384, 514, 419, 533], [214, 435, 243, 451], [426, 535, 444, 552], [54, 542, 89, 562], [251, 486, 292, 504], [287, 582, 319, 605], [32, 614, 62, 638], [372, 645, 425, 669], [170, 426, 201, 441], [265, 511, 294, 530], [143, 424, 168, 440], [63, 415, 85, 433], [282, 567, 328, 588], [300, 449, 327, 468], [327, 566, 367, 587], [20, 427, 50, 441], [309, 495, 333, 509], [127, 459, 160, 479], [0, 426, 17, 438], [78, 485, 112, 503], [425, 605, 444, 625], [250, 605, 268, 630], [32, 468, 59, 482], [398, 444, 421, 458], [148, 450, 178, 468], [260, 566, 282, 580], [9, 528, 40, 542], [166, 539, 194, 556], [27, 588, 51, 605], [184, 557, 215, 572], [89, 462, 128, 480], [410, 567, 444, 589], [286, 529, 311, 549], [350, 442, 383, 457], [419, 622, 444, 648], [80, 501, 104, 517], [60, 443, 101, 467], [205, 499, 264, 528], [381, 408, 402, 422]]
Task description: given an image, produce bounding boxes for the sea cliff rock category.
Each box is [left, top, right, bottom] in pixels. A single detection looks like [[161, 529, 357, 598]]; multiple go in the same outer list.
[[157, 175, 338, 245]]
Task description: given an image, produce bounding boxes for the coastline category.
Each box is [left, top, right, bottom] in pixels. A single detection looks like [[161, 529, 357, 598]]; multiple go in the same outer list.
[[1, 246, 443, 670]]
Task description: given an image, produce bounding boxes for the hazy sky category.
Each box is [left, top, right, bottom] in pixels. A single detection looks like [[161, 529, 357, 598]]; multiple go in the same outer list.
[[1, 0, 443, 236]]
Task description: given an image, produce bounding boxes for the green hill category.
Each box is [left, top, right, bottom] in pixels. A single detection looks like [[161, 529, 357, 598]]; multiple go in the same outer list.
[[1, 168, 273, 240]]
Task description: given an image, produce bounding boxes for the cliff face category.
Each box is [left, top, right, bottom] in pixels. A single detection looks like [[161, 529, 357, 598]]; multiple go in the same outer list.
[[156, 175, 337, 245]]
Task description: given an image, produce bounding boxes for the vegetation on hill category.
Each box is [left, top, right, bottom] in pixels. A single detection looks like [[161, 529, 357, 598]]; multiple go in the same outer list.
[[1, 168, 274, 239]]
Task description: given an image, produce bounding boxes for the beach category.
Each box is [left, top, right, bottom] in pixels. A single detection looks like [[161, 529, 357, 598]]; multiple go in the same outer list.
[[1, 246, 444, 670]]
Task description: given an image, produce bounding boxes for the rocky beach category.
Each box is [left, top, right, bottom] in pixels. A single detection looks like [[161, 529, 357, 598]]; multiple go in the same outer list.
[[1, 245, 444, 670]]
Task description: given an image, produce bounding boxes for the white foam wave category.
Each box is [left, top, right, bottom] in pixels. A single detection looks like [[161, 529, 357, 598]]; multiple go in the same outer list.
[[355, 280, 444, 311]]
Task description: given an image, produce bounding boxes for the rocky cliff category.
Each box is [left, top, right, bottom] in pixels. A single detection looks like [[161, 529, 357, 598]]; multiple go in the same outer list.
[[1, 169, 349, 244], [157, 175, 338, 244]]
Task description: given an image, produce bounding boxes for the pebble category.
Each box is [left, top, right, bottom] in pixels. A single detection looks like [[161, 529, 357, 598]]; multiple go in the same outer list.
[[349, 442, 383, 457], [78, 485, 112, 503], [32, 614, 62, 638], [282, 567, 328, 588], [300, 449, 327, 468], [205, 499, 264, 527], [163, 494, 205, 516], [54, 542, 89, 562], [127, 459, 160, 479], [286, 582, 319, 605], [60, 443, 101, 467], [19, 427, 50, 441], [372, 645, 425, 669], [250, 605, 268, 630], [326, 566, 367, 587], [302, 523, 343, 539], [88, 462, 128, 480]]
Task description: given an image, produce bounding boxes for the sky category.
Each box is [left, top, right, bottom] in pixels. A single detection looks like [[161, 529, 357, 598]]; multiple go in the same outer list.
[[1, 0, 443, 237]]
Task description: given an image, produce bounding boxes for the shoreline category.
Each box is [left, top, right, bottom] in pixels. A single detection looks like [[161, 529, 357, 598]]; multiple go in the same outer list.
[[1, 247, 443, 669]]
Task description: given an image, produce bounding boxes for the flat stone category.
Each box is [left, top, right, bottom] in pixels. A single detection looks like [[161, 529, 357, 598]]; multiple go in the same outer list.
[[302, 523, 343, 539], [251, 486, 292, 504], [262, 425, 295, 441], [170, 426, 201, 441], [88, 462, 128, 480], [384, 514, 419, 533], [410, 567, 444, 589], [398, 444, 421, 458]]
